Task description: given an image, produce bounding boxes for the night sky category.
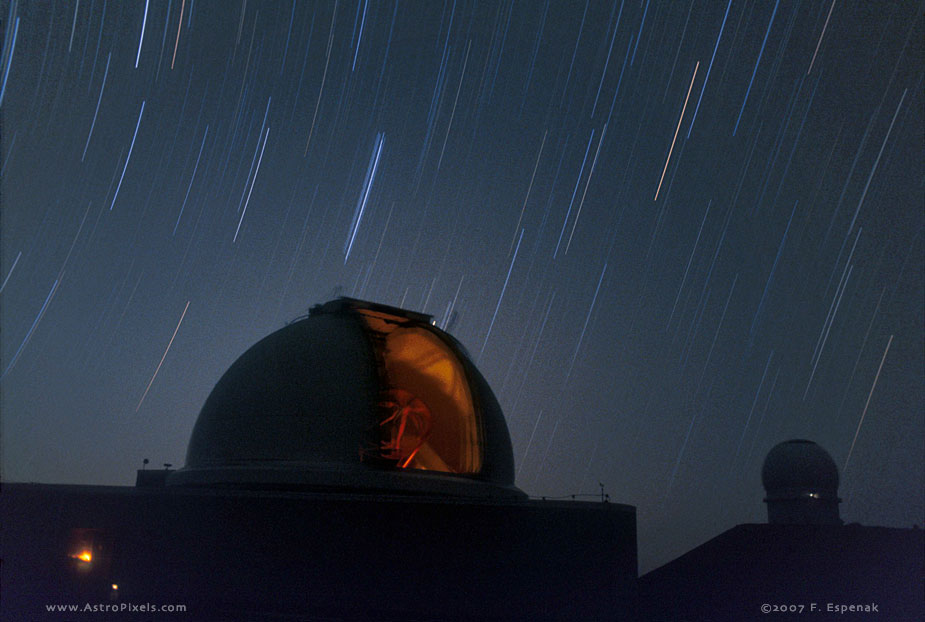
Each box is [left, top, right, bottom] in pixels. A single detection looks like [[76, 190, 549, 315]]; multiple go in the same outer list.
[[1, 0, 922, 573]]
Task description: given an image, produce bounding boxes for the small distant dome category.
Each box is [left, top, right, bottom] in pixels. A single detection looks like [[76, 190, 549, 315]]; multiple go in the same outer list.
[[761, 439, 841, 525], [762, 439, 839, 496], [169, 298, 523, 499]]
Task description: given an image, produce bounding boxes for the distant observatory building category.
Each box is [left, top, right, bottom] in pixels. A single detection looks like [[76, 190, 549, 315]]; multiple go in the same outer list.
[[762, 439, 842, 526], [2, 298, 637, 621], [640, 439, 922, 621]]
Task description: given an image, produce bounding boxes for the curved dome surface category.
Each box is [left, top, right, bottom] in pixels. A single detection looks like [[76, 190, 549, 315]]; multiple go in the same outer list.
[[761, 439, 839, 498], [169, 298, 521, 498]]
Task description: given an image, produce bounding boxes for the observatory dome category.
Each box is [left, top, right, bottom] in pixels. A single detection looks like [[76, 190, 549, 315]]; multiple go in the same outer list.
[[761, 439, 839, 497], [761, 439, 842, 525], [169, 298, 522, 499]]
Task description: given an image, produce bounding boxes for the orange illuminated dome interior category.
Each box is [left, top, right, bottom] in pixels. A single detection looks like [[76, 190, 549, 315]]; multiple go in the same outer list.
[[358, 309, 482, 474]]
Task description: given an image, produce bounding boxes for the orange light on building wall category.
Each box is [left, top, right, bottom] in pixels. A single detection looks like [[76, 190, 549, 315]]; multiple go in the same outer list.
[[71, 550, 93, 563]]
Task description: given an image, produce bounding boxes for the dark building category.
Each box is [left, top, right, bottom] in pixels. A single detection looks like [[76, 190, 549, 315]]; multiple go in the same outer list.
[[639, 440, 923, 621], [5, 299, 921, 621], [2, 298, 637, 621], [762, 439, 842, 526]]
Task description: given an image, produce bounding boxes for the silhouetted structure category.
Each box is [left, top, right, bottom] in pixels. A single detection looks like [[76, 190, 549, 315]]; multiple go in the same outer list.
[[2, 298, 637, 621], [639, 440, 923, 621], [6, 300, 920, 620], [762, 439, 842, 525]]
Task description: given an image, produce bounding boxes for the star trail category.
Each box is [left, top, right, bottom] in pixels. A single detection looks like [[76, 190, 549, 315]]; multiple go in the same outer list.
[[1, 0, 922, 573]]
